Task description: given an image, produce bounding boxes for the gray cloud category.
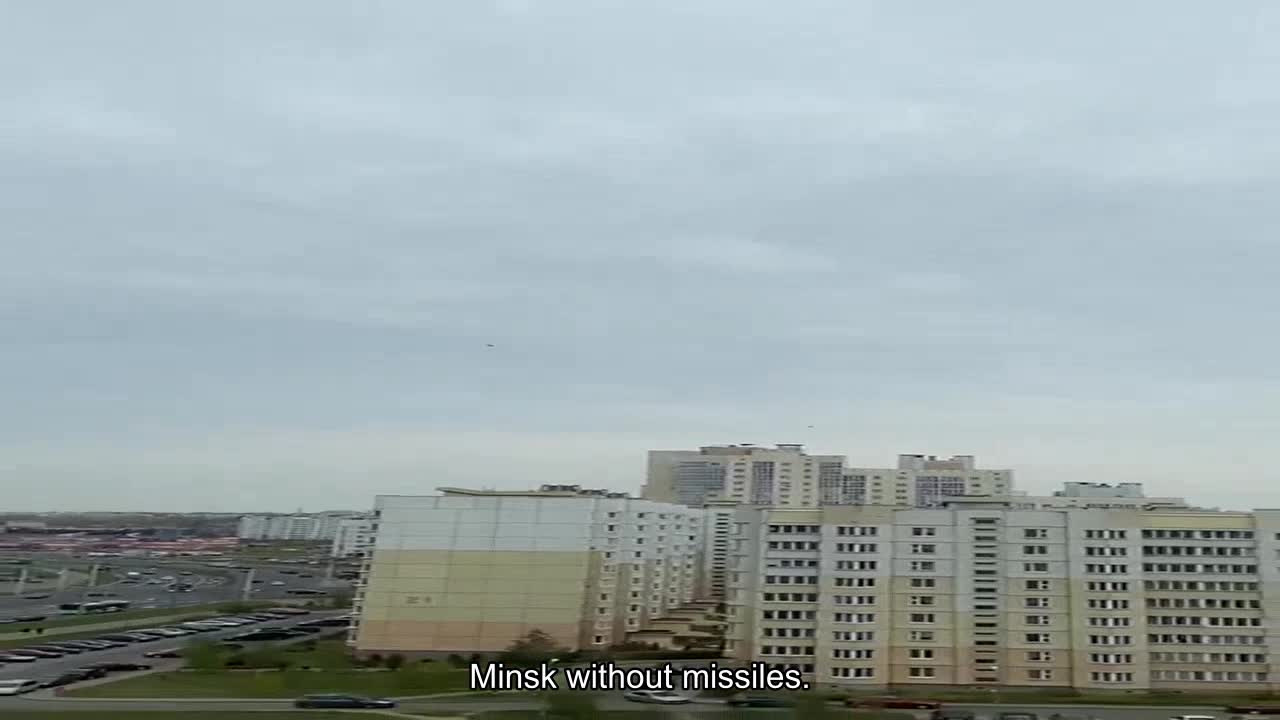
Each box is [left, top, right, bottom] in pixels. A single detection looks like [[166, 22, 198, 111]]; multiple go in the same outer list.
[[4, 1, 1280, 510]]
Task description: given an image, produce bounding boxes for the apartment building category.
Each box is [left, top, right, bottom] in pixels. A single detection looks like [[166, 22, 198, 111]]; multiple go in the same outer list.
[[832, 454, 1014, 507], [349, 488, 705, 657], [237, 513, 365, 541], [331, 517, 377, 558], [727, 500, 1280, 691], [645, 444, 846, 508]]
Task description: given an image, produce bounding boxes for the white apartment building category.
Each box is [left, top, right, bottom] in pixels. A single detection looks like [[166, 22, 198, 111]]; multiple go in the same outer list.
[[645, 444, 847, 508], [831, 454, 1014, 507], [237, 513, 364, 541], [727, 501, 1280, 692], [644, 447, 1013, 509], [350, 488, 706, 656], [331, 517, 377, 558]]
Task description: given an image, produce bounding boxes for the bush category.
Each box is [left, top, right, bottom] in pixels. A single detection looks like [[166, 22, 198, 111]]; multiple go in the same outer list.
[[365, 653, 383, 668], [385, 653, 406, 670], [447, 654, 466, 668], [498, 629, 568, 668]]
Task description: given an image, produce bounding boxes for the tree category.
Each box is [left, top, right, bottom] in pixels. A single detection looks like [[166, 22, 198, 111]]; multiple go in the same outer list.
[[384, 653, 406, 670], [498, 629, 566, 668]]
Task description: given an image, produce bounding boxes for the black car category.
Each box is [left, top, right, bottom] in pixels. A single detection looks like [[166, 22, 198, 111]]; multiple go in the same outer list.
[[73, 667, 110, 679], [727, 695, 796, 708], [294, 694, 397, 709], [267, 607, 310, 615], [40, 671, 91, 688], [42, 643, 87, 654], [12, 615, 47, 623], [143, 649, 183, 659], [22, 594, 51, 600], [84, 662, 152, 672]]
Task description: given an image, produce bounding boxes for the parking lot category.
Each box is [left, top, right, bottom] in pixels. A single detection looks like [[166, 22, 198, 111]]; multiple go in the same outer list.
[[0, 608, 350, 689]]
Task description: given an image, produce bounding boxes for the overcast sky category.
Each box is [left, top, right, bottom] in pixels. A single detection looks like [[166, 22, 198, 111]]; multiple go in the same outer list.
[[3, 1, 1280, 512]]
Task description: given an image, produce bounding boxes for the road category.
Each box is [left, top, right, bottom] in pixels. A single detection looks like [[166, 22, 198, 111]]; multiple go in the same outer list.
[[0, 610, 347, 682]]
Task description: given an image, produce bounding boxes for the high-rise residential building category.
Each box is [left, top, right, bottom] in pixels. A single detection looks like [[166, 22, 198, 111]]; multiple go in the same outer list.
[[331, 517, 377, 558], [644, 444, 847, 508], [726, 499, 1278, 691], [236, 512, 364, 541], [831, 454, 1014, 507], [349, 488, 705, 657]]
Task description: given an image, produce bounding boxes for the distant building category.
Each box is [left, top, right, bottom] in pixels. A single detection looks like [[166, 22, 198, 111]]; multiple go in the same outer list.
[[237, 513, 365, 541], [331, 517, 376, 558], [644, 444, 846, 507], [643, 446, 1014, 509]]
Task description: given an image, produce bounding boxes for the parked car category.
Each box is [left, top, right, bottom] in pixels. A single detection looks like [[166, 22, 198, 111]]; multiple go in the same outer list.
[[294, 694, 397, 709], [267, 607, 310, 615], [40, 670, 94, 688], [73, 667, 110, 679], [84, 662, 152, 672], [11, 615, 46, 623], [143, 649, 183, 659], [623, 690, 691, 705], [727, 695, 795, 708], [97, 634, 145, 643], [850, 697, 942, 710], [0, 653, 39, 663], [15, 648, 63, 658], [0, 680, 41, 695]]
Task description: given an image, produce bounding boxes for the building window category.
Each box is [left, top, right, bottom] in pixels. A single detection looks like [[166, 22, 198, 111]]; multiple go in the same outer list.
[[1024, 528, 1048, 539], [909, 613, 936, 624], [909, 648, 935, 660], [912, 527, 937, 537], [908, 630, 935, 642], [908, 667, 936, 679], [910, 578, 937, 589], [1028, 669, 1053, 680]]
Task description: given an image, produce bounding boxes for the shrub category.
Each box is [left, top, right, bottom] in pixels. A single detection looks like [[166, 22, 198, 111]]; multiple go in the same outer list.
[[385, 653, 406, 670]]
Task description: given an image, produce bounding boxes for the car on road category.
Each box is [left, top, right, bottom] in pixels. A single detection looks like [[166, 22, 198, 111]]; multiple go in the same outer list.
[[623, 690, 691, 705], [22, 594, 51, 600], [849, 697, 942, 710], [270, 580, 287, 586], [11, 615, 47, 623], [0, 653, 39, 663], [727, 695, 795, 708], [40, 671, 92, 689], [1226, 709, 1280, 716], [0, 680, 40, 695], [294, 694, 397, 709], [1170, 716, 1216, 720], [72, 667, 109, 679]]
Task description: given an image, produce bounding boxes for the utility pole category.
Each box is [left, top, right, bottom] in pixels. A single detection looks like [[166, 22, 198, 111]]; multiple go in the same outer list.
[[241, 568, 256, 602], [14, 567, 27, 596], [55, 568, 69, 593]]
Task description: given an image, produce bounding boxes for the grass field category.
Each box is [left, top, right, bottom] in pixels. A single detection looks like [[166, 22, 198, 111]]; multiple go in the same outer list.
[[67, 667, 473, 698]]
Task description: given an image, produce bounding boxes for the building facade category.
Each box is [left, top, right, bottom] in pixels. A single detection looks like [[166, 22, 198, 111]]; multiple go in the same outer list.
[[833, 454, 1014, 507], [331, 517, 377, 558], [645, 444, 847, 508], [644, 447, 1013, 509], [349, 490, 706, 656], [727, 502, 1280, 691], [236, 513, 364, 541]]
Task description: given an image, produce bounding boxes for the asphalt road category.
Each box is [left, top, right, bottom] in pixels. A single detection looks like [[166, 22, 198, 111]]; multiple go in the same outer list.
[[0, 610, 348, 682]]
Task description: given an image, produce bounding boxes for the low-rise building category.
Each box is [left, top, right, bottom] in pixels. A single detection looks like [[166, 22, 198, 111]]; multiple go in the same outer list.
[[237, 512, 365, 541]]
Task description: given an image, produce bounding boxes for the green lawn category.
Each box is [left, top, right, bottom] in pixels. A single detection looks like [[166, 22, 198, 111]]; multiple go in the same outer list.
[[67, 668, 473, 698]]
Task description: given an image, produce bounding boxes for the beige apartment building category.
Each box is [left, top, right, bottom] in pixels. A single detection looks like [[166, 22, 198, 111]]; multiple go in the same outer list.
[[644, 445, 1012, 509], [349, 486, 705, 657], [727, 499, 1280, 691]]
